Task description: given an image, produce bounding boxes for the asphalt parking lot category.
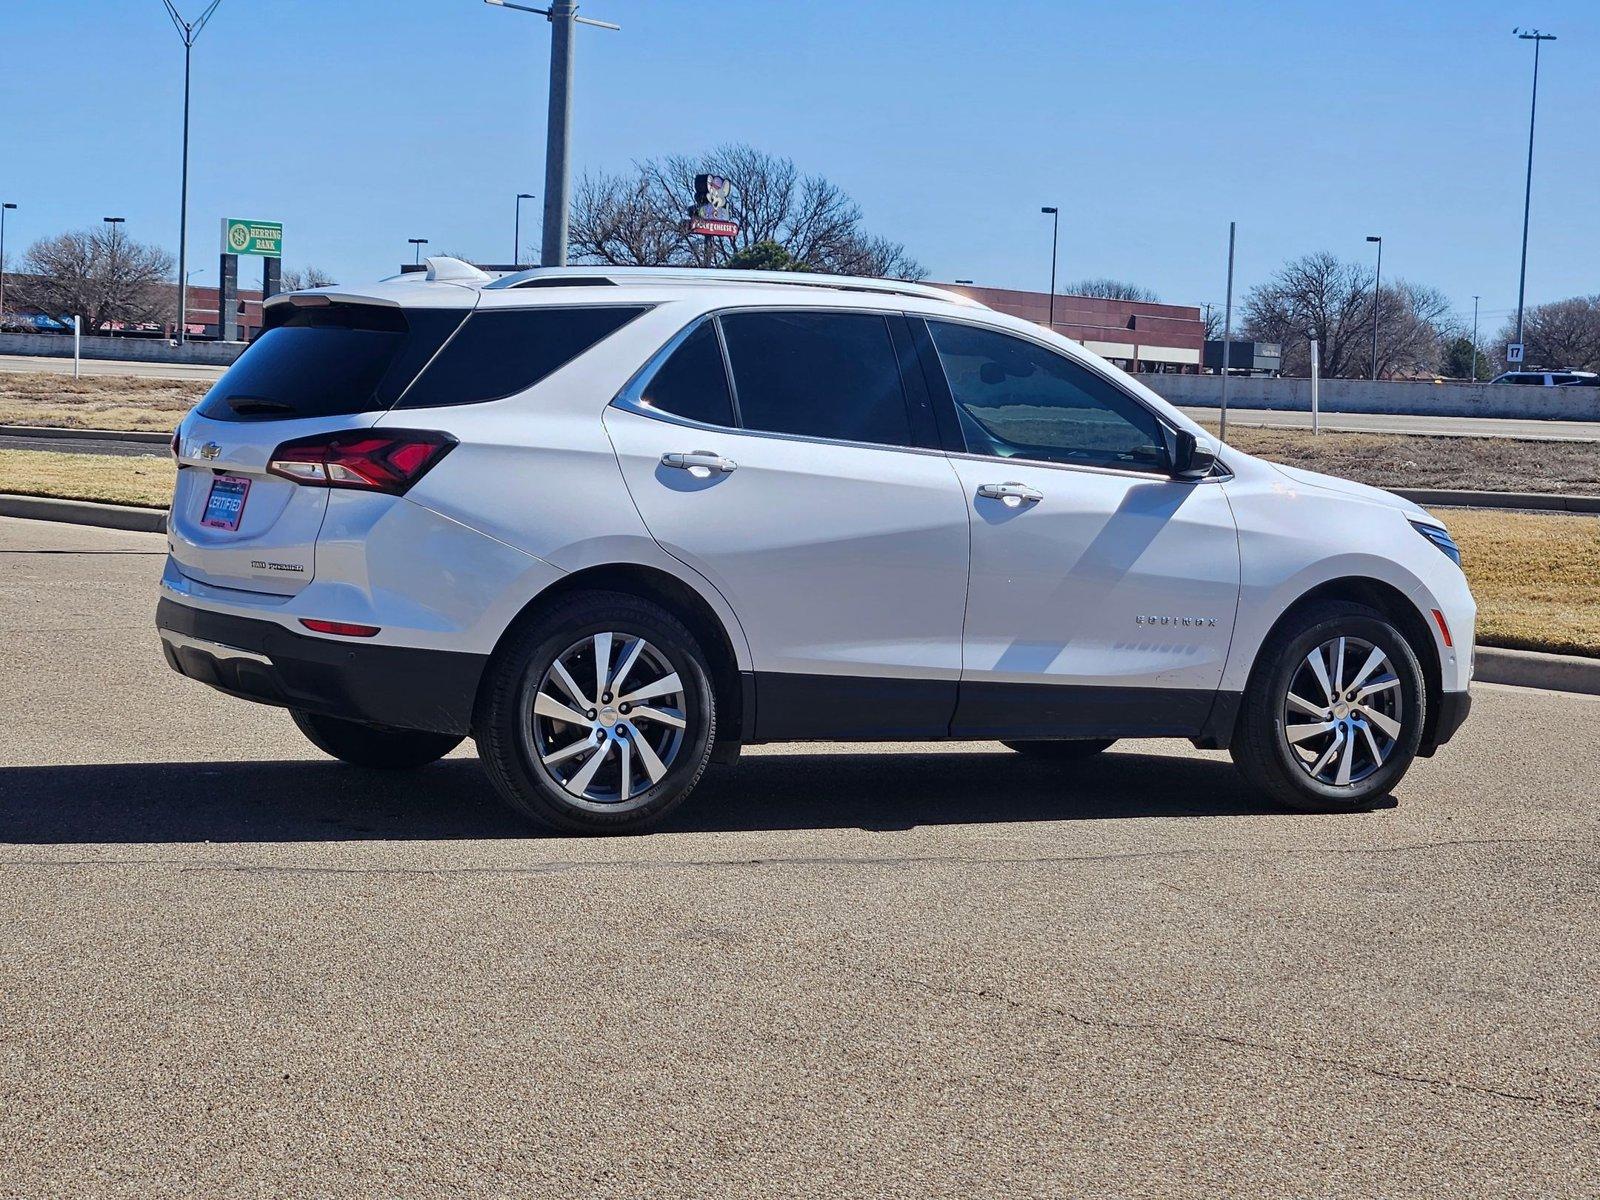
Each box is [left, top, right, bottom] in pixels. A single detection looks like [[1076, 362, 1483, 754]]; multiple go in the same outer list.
[[2, 514, 1596, 1198]]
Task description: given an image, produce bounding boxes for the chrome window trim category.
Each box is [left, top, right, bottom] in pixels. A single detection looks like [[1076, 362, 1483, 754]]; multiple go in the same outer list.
[[610, 307, 1234, 479]]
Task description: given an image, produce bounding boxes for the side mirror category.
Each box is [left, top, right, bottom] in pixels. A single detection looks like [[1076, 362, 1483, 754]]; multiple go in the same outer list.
[[1170, 429, 1218, 480]]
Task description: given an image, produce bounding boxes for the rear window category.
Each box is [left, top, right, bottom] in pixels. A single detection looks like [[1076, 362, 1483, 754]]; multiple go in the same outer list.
[[196, 304, 465, 422], [396, 306, 648, 409]]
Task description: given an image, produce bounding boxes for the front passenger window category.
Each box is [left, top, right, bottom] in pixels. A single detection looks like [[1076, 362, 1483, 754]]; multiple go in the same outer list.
[[927, 320, 1169, 472]]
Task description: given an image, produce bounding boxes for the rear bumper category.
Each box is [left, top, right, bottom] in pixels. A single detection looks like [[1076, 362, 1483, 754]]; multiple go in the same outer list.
[[156, 598, 486, 735]]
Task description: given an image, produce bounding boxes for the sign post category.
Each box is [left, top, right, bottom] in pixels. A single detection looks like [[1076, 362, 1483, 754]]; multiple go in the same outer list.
[[219, 219, 282, 343], [1309, 333, 1321, 436], [72, 315, 80, 380], [1506, 342, 1525, 366]]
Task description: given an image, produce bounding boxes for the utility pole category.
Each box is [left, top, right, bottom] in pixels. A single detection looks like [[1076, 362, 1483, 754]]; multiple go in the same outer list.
[[1040, 206, 1059, 328], [1219, 221, 1236, 442], [1366, 235, 1382, 380], [0, 202, 16, 332], [484, 0, 619, 268], [162, 0, 223, 346], [1513, 29, 1556, 356], [1470, 295, 1481, 382]]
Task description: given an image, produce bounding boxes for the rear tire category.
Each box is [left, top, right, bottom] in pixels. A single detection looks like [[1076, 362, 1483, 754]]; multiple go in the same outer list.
[[1231, 601, 1425, 812], [290, 709, 463, 769], [474, 590, 716, 835], [1002, 738, 1116, 761]]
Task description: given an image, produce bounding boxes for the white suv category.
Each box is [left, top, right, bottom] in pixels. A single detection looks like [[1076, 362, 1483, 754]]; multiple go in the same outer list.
[[158, 261, 1475, 832]]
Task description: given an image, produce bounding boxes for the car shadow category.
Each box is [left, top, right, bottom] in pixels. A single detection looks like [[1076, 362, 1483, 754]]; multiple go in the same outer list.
[[0, 748, 1295, 845]]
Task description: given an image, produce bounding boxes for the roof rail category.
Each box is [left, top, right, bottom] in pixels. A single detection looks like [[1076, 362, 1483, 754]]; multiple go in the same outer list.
[[484, 265, 984, 306]]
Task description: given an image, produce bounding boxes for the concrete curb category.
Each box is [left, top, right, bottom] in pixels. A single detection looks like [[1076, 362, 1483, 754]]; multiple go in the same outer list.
[[0, 493, 167, 533], [0, 424, 171, 445], [1475, 646, 1600, 697], [1396, 488, 1600, 513]]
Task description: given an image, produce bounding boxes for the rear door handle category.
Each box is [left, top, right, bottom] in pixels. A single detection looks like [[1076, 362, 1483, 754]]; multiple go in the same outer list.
[[661, 450, 737, 475], [976, 482, 1042, 504]]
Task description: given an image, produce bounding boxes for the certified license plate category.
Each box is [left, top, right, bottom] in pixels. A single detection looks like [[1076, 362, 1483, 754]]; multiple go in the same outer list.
[[201, 474, 251, 531]]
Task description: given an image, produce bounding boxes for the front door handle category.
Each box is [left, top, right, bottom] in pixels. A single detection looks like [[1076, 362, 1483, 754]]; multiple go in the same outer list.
[[977, 481, 1042, 505], [662, 450, 737, 475]]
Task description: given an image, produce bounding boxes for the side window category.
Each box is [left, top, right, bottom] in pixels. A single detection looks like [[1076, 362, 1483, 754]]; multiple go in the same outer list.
[[927, 320, 1168, 472], [718, 310, 915, 447], [398, 305, 646, 409], [638, 321, 735, 427]]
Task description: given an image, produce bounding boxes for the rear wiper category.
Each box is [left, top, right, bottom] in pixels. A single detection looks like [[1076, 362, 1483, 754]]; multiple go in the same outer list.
[[227, 396, 296, 416]]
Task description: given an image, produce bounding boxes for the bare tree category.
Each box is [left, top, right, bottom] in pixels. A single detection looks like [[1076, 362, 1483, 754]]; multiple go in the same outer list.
[[1241, 252, 1452, 378], [1065, 278, 1160, 303], [1495, 295, 1600, 372], [570, 144, 925, 279], [11, 226, 175, 333], [282, 265, 337, 291]]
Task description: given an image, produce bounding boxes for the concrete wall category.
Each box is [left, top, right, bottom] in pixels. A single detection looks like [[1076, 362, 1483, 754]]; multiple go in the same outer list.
[[1134, 373, 1600, 422], [0, 332, 244, 367]]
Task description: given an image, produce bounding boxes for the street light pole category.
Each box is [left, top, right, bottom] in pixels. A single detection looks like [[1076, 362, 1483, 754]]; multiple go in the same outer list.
[[1513, 28, 1556, 356], [1219, 220, 1236, 442], [0, 202, 16, 332], [514, 192, 535, 266], [161, 1, 224, 346], [484, 0, 619, 268], [1366, 235, 1383, 380], [102, 217, 126, 338], [1470, 294, 1481, 382], [1040, 206, 1059, 329], [408, 238, 429, 266]]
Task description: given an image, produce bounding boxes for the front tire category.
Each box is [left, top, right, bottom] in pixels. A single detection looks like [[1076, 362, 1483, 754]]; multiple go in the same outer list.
[[474, 591, 716, 834], [1231, 601, 1425, 812], [290, 709, 463, 769]]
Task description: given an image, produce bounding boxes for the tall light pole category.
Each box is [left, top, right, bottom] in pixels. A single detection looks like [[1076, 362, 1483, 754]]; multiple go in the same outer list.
[[162, 0, 224, 346], [1470, 294, 1481, 382], [1513, 28, 1556, 358], [1040, 206, 1059, 329], [484, 0, 619, 268], [0, 202, 16, 332], [1366, 235, 1383, 380], [103, 217, 126, 338], [514, 192, 535, 266], [1219, 221, 1236, 442], [408, 238, 429, 266]]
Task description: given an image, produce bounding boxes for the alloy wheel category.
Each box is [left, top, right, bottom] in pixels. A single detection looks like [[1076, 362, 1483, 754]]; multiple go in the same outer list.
[[522, 631, 688, 811], [1282, 635, 1404, 787]]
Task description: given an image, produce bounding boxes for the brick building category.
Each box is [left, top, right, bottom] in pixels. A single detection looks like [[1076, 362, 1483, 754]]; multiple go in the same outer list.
[[933, 283, 1204, 373]]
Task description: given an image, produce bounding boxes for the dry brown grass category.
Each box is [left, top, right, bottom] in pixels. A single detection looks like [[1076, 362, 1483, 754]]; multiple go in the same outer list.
[[1446, 509, 1600, 658], [0, 372, 206, 432], [1217, 427, 1600, 496], [0, 450, 174, 508]]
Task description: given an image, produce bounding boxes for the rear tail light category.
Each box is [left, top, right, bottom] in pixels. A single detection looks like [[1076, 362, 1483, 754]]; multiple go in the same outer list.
[[267, 429, 456, 494], [300, 618, 381, 638]]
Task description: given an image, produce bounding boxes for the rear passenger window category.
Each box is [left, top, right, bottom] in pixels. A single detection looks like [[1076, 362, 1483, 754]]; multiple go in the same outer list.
[[398, 305, 646, 409], [718, 311, 914, 447], [639, 321, 735, 427]]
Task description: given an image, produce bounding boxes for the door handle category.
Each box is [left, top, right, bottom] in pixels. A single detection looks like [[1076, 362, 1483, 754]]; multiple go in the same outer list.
[[977, 481, 1042, 505], [661, 450, 737, 475]]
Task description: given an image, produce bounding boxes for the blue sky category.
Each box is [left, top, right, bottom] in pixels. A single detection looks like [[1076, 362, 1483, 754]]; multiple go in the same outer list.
[[3, 0, 1596, 335]]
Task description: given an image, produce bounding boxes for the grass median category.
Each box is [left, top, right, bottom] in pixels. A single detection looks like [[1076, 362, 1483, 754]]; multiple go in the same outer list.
[[2, 446, 1595, 657], [0, 371, 204, 432]]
